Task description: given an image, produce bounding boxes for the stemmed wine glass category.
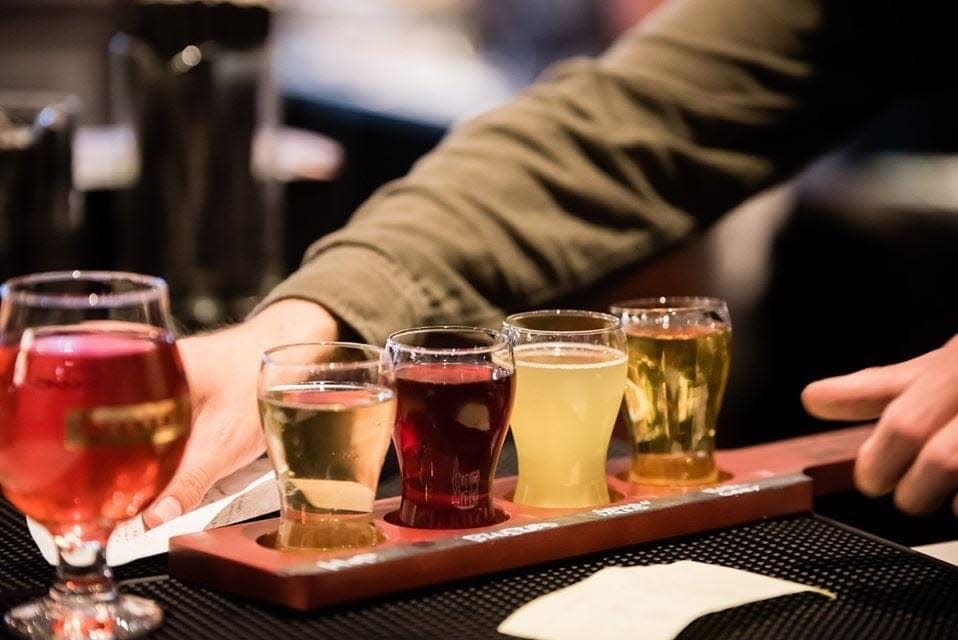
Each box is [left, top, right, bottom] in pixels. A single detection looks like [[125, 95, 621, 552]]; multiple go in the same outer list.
[[0, 271, 191, 639]]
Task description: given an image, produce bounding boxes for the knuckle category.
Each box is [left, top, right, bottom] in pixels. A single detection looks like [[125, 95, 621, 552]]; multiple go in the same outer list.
[[173, 466, 213, 506], [922, 444, 958, 476], [877, 401, 926, 446], [893, 489, 924, 516], [888, 366, 920, 390]]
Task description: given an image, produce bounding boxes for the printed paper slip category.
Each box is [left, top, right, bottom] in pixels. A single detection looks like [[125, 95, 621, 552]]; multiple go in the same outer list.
[[28, 458, 278, 566]]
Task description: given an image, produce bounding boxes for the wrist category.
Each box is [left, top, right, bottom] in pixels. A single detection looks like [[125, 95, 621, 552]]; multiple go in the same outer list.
[[245, 298, 340, 350], [178, 299, 340, 398]]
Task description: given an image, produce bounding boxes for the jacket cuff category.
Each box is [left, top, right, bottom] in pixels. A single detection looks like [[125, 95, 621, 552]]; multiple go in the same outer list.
[[253, 245, 423, 346]]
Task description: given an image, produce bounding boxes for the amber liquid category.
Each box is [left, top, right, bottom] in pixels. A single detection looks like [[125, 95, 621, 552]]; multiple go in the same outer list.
[[622, 325, 731, 485], [0, 328, 190, 538], [259, 383, 395, 549]]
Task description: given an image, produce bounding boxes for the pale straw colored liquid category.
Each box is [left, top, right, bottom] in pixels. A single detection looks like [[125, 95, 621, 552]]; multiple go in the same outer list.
[[258, 383, 395, 549], [510, 343, 627, 508]]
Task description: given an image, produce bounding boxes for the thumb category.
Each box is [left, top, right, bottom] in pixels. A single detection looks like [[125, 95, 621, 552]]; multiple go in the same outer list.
[[142, 398, 264, 528], [142, 464, 214, 528]]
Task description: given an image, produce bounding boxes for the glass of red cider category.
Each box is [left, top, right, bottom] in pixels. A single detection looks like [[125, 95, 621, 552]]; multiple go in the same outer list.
[[0, 272, 190, 639], [385, 327, 515, 529]]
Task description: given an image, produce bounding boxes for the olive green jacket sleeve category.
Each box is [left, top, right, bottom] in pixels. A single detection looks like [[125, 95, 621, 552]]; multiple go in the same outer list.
[[259, 0, 891, 344]]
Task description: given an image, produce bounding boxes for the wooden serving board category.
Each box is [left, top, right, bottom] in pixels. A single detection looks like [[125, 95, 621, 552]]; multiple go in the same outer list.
[[168, 426, 871, 610]]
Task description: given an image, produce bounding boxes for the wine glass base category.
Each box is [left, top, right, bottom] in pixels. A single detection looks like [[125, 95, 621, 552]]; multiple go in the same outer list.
[[5, 594, 162, 640]]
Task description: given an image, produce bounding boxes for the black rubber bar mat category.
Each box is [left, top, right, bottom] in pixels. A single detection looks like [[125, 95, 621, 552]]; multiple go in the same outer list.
[[0, 498, 956, 639]]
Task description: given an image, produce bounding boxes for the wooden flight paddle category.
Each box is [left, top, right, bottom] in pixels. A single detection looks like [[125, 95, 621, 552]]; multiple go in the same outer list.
[[168, 425, 871, 610]]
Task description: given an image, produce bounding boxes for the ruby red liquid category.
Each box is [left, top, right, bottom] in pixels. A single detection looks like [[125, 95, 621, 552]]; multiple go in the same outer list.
[[0, 327, 190, 538], [394, 363, 514, 529]]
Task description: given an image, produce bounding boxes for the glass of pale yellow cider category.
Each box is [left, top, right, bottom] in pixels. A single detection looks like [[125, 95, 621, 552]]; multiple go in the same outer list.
[[502, 310, 628, 508], [610, 298, 732, 486], [258, 343, 396, 550]]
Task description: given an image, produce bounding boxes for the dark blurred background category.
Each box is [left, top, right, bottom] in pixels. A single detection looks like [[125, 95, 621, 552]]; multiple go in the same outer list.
[[1, 0, 956, 460]]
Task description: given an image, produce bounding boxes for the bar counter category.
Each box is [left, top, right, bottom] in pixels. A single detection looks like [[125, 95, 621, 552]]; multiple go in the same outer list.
[[1, 496, 957, 639]]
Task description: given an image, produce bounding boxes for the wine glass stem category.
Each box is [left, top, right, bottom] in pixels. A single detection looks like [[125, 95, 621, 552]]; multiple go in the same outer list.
[[51, 533, 117, 606]]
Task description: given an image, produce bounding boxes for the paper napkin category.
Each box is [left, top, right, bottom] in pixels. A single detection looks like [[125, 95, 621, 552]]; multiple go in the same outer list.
[[498, 560, 834, 640]]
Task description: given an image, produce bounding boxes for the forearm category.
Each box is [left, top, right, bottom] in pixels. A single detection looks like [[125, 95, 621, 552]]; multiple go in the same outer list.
[[261, 0, 891, 345]]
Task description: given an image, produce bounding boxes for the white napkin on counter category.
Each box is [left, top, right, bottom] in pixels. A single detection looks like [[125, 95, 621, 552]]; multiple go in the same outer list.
[[498, 560, 835, 640]]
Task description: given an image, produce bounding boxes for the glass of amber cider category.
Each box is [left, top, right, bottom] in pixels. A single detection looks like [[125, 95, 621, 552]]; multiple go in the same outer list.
[[610, 297, 731, 486]]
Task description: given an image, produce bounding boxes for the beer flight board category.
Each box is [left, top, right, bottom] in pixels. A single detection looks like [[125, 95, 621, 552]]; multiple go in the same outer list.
[[168, 426, 870, 610]]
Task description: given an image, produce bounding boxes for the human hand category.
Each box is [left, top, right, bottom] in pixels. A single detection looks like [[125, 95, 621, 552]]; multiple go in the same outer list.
[[802, 336, 958, 515], [143, 299, 339, 527]]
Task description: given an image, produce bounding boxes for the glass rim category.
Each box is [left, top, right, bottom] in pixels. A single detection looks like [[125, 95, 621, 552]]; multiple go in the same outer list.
[[386, 325, 509, 356], [610, 296, 728, 314], [261, 341, 384, 370], [1, 271, 169, 309], [502, 309, 621, 336]]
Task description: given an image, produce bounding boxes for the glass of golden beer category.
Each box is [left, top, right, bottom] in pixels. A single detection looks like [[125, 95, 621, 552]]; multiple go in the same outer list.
[[610, 297, 731, 485], [502, 310, 627, 508], [258, 343, 396, 550]]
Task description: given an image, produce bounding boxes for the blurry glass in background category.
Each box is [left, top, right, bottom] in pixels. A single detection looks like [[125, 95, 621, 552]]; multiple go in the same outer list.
[[0, 92, 80, 279], [109, 0, 280, 328]]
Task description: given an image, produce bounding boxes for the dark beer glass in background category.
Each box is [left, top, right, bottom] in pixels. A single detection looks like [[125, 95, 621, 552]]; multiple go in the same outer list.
[[385, 327, 515, 529], [0, 92, 80, 278], [110, 0, 280, 326], [0, 271, 190, 639]]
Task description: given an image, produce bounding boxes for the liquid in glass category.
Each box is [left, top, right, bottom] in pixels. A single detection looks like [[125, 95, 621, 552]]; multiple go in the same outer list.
[[0, 327, 190, 540], [510, 343, 627, 508], [621, 325, 731, 484], [259, 383, 395, 549], [394, 363, 513, 529]]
